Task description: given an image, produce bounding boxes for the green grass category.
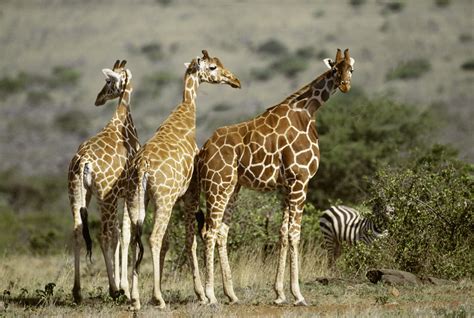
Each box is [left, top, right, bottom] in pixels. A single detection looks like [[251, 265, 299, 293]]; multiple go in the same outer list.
[[386, 59, 431, 80]]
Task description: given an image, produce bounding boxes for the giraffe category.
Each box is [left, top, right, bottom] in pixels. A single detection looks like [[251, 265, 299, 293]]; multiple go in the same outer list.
[[126, 50, 241, 310], [186, 48, 355, 306], [67, 60, 140, 303]]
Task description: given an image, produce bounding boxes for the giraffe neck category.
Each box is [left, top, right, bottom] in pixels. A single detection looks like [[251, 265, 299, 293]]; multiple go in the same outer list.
[[182, 72, 200, 104], [112, 82, 134, 127], [287, 70, 337, 116]]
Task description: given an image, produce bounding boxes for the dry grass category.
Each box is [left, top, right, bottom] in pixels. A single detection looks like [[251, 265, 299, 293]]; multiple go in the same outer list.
[[1, 251, 472, 317]]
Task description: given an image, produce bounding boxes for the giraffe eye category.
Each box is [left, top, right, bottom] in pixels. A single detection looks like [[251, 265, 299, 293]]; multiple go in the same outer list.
[[350, 69, 354, 73], [209, 65, 217, 71]]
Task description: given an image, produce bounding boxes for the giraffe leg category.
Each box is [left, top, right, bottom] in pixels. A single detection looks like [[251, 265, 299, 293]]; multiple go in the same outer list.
[[217, 187, 240, 304], [113, 214, 121, 293], [70, 175, 91, 303], [204, 224, 219, 305], [120, 201, 131, 299], [98, 198, 120, 299], [129, 220, 141, 310], [216, 222, 238, 303], [159, 225, 170, 290], [274, 203, 289, 305], [128, 170, 147, 311], [149, 202, 173, 309], [72, 203, 83, 303], [204, 185, 235, 306], [287, 185, 307, 306], [183, 173, 207, 304]]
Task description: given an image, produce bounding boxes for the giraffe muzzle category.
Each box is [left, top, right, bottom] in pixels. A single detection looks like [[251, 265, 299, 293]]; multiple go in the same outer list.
[[338, 82, 351, 93], [228, 77, 241, 89]]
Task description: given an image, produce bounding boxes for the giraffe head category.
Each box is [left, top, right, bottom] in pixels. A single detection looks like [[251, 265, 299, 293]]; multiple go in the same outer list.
[[95, 60, 132, 106], [184, 50, 241, 88], [323, 48, 355, 93]]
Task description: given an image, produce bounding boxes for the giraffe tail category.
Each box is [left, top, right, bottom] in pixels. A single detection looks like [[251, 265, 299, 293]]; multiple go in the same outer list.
[[79, 162, 93, 263], [134, 170, 147, 272]]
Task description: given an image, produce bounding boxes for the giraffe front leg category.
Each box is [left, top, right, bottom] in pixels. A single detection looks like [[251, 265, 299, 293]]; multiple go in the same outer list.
[[113, 218, 121, 294], [204, 227, 219, 305], [217, 222, 238, 304], [288, 188, 307, 306], [274, 205, 289, 305], [120, 202, 131, 299]]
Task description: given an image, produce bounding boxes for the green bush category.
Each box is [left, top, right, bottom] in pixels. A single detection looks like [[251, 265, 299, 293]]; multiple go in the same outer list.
[[0, 73, 30, 98], [250, 67, 274, 81], [386, 59, 431, 80], [141, 42, 163, 62], [434, 0, 451, 7], [48, 66, 80, 88], [460, 59, 474, 71], [54, 109, 90, 137], [309, 95, 434, 207], [342, 145, 473, 279], [349, 0, 367, 7], [382, 1, 405, 13], [459, 33, 473, 43], [271, 54, 308, 78], [256, 39, 288, 56], [212, 102, 233, 112], [135, 71, 178, 100]]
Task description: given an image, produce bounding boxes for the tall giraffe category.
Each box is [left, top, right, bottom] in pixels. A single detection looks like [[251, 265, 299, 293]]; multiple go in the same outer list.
[[186, 49, 355, 305], [67, 60, 140, 303], [126, 50, 241, 310]]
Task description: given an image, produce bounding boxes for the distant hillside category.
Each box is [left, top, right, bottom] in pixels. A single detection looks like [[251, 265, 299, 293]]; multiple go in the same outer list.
[[0, 0, 472, 176]]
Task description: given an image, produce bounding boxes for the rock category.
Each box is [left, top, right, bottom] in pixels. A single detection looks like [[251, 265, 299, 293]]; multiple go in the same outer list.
[[366, 269, 422, 285], [390, 287, 400, 297]]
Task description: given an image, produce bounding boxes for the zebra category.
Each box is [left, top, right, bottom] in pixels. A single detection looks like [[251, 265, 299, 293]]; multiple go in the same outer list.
[[319, 205, 390, 268]]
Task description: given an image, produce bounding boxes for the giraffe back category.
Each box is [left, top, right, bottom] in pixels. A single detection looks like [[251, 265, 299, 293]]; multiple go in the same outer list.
[[200, 103, 320, 192]]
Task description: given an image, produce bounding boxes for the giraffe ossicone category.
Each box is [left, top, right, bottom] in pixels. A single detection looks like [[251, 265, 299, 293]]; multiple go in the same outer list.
[[184, 48, 355, 306]]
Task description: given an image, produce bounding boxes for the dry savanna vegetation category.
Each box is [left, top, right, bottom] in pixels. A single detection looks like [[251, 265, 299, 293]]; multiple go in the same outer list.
[[0, 0, 473, 317]]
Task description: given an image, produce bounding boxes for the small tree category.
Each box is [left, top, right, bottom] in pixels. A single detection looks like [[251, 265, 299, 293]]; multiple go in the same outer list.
[[309, 95, 434, 207], [342, 145, 473, 279]]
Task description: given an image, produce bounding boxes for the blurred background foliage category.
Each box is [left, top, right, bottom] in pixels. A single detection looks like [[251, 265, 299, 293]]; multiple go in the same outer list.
[[0, 0, 472, 280]]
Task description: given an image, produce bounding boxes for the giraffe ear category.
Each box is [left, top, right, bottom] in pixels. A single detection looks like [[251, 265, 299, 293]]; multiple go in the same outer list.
[[102, 68, 120, 81], [349, 57, 355, 67], [184, 62, 191, 69], [323, 58, 334, 69]]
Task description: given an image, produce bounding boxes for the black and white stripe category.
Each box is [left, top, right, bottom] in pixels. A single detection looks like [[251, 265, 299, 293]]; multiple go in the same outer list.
[[319, 205, 387, 266]]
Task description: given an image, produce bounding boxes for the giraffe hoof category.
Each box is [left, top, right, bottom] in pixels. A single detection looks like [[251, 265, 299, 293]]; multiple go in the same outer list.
[[72, 288, 82, 304], [198, 298, 209, 305], [150, 297, 167, 309], [229, 298, 240, 305], [273, 298, 287, 305], [129, 299, 141, 311], [294, 299, 308, 306], [208, 301, 220, 308]]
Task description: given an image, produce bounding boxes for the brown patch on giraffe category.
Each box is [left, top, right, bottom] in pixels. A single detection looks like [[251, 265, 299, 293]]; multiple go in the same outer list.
[[321, 90, 330, 102], [315, 79, 327, 89]]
